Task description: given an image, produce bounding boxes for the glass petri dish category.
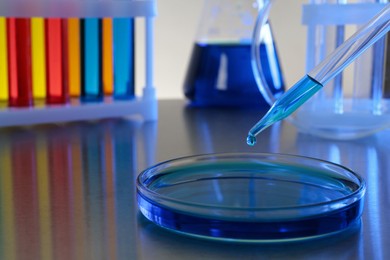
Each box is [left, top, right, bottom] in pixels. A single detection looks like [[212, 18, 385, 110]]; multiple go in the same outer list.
[[136, 153, 366, 242]]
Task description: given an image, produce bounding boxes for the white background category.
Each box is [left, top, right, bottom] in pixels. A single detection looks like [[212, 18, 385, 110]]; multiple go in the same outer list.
[[135, 0, 307, 99]]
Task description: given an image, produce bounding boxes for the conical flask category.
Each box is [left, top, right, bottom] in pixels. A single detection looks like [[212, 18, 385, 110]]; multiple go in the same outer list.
[[183, 0, 285, 108]]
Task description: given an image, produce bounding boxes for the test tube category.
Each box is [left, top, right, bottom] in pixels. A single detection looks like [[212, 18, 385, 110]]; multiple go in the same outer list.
[[7, 18, 33, 107], [81, 18, 103, 101], [68, 18, 81, 97], [113, 18, 135, 99], [384, 34, 390, 98], [0, 17, 9, 102], [371, 0, 388, 114], [332, 0, 347, 114], [45, 18, 69, 105], [103, 18, 114, 95], [31, 17, 47, 100]]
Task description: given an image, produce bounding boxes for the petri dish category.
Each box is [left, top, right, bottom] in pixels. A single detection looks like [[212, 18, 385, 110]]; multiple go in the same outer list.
[[136, 153, 366, 242]]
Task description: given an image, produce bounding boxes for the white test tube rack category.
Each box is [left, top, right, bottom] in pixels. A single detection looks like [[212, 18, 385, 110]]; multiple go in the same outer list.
[[0, 0, 158, 127]]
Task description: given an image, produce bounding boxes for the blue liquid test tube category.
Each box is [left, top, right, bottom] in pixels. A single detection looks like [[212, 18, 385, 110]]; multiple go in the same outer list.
[[113, 18, 134, 100], [81, 18, 103, 101]]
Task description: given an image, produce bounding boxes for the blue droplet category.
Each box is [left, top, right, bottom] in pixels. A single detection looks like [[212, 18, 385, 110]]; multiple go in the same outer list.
[[246, 134, 256, 146]]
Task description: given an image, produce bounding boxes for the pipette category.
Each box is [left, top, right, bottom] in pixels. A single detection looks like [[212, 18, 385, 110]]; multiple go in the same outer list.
[[247, 4, 390, 146]]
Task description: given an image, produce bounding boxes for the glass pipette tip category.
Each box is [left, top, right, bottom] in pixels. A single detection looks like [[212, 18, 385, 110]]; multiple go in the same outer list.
[[247, 4, 390, 146], [247, 76, 323, 146]]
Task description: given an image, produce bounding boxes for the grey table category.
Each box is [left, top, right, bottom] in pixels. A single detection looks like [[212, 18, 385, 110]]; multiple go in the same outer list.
[[0, 99, 388, 259]]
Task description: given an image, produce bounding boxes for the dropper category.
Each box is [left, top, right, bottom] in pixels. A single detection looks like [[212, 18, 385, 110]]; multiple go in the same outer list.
[[247, 3, 390, 146]]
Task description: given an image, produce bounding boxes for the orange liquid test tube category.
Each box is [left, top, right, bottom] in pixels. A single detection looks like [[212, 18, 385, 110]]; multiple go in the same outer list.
[[103, 18, 114, 95], [68, 18, 81, 97]]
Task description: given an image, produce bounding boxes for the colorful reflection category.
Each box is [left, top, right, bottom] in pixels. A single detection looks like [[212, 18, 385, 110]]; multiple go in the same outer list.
[[0, 120, 144, 260]]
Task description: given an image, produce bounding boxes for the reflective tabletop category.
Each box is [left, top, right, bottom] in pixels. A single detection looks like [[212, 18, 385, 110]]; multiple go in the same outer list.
[[0, 100, 389, 259]]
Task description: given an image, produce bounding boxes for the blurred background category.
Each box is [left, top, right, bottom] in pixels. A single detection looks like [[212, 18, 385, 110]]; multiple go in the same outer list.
[[135, 0, 307, 99]]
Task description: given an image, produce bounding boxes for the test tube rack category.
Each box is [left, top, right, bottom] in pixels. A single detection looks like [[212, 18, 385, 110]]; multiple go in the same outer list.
[[0, 0, 158, 127]]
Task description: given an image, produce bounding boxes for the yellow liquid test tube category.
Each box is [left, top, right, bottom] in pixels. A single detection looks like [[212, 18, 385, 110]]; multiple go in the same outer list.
[[68, 18, 81, 97], [102, 18, 113, 95], [0, 17, 9, 101], [31, 18, 47, 99]]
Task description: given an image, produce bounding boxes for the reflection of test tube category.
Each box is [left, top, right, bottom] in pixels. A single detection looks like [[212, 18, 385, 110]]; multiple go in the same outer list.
[[11, 134, 40, 259], [35, 131, 52, 260], [103, 124, 118, 260], [365, 146, 383, 259], [0, 135, 16, 260], [48, 129, 73, 259], [82, 125, 106, 258], [113, 122, 137, 259], [69, 126, 87, 259]]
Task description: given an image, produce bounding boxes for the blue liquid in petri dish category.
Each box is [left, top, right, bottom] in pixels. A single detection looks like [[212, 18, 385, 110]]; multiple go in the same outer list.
[[183, 42, 285, 108], [137, 154, 365, 242]]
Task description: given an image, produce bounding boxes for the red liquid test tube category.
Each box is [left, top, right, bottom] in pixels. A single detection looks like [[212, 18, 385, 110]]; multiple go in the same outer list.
[[7, 18, 33, 107], [45, 18, 69, 105]]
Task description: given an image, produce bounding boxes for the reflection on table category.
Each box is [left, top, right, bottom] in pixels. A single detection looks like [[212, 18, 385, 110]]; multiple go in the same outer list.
[[0, 100, 388, 259], [0, 120, 155, 260]]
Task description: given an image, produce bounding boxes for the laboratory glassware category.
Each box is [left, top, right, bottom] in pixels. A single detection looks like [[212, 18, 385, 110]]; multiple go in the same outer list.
[[183, 0, 285, 107], [248, 2, 390, 145], [137, 153, 365, 242]]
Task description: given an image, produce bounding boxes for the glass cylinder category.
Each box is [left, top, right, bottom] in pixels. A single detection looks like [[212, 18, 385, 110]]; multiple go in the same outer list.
[[294, 0, 389, 139]]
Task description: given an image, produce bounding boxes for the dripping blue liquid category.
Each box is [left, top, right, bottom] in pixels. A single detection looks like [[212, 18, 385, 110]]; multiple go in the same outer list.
[[247, 75, 323, 146], [184, 42, 285, 108]]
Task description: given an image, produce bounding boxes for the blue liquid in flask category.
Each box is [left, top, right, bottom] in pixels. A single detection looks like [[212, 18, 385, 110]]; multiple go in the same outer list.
[[184, 42, 285, 108]]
